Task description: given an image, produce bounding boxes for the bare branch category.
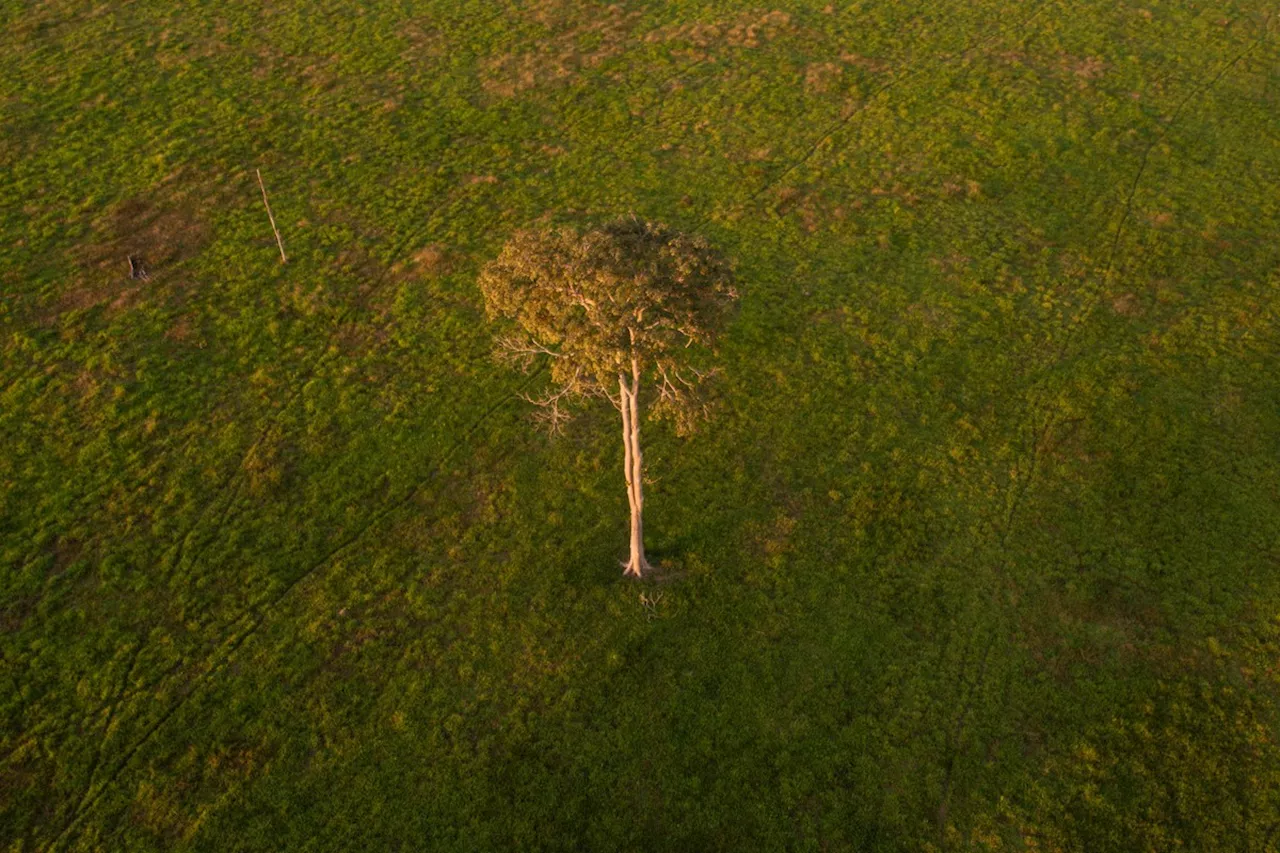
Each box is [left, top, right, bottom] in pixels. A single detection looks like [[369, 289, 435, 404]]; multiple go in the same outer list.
[[517, 366, 615, 433], [522, 379, 577, 434], [496, 334, 565, 360]]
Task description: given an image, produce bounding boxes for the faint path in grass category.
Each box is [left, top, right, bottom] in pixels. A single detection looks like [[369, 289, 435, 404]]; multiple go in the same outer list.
[[10, 0, 856, 596], [202, 13, 1272, 842], [37, 25, 769, 838], [998, 9, 1274, 542], [2, 213, 447, 792], [15, 175, 472, 847], [86, 0, 846, 665], [45, 360, 545, 853], [130, 5, 1094, 839], [25, 4, 1276, 845], [927, 14, 1274, 838], [16, 19, 740, 825], [1045, 9, 1275, 368], [742, 12, 1278, 838]]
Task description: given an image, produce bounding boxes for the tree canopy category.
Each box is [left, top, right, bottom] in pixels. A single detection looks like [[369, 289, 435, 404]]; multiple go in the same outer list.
[[478, 217, 738, 433]]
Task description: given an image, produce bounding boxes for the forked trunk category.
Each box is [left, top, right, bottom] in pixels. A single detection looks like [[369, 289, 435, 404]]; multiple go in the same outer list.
[[620, 370, 651, 578]]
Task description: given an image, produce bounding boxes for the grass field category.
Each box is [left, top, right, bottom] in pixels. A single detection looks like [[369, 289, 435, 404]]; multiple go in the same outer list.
[[3, 0, 1280, 849]]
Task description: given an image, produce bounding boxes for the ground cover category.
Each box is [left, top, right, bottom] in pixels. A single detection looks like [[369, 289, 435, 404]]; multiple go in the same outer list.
[[2, 0, 1279, 849]]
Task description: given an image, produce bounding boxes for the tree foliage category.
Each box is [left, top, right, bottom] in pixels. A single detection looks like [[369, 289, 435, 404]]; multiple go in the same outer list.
[[478, 217, 738, 433]]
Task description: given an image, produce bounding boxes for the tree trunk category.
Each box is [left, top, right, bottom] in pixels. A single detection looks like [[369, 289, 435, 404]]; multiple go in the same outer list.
[[619, 371, 651, 578]]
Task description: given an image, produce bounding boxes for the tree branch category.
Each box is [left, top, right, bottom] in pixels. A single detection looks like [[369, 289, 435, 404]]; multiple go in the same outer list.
[[521, 367, 583, 434], [496, 334, 565, 365]]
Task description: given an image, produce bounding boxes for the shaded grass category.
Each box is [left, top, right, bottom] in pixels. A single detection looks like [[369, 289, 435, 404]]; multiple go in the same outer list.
[[2, 0, 1280, 850]]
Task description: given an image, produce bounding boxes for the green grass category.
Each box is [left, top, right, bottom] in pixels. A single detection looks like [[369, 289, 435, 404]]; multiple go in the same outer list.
[[3, 0, 1279, 849]]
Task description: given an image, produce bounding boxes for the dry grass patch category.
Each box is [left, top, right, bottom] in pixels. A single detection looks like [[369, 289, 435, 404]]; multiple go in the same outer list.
[[804, 61, 843, 94], [411, 243, 451, 275], [56, 174, 217, 321], [480, 3, 641, 98], [399, 17, 448, 64], [644, 9, 793, 54], [840, 53, 892, 74], [1111, 292, 1143, 317]]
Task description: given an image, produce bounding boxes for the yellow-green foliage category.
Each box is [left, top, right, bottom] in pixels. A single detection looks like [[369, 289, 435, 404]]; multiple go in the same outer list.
[[478, 217, 736, 431]]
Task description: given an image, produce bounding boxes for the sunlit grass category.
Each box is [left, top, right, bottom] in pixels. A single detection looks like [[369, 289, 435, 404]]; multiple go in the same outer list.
[[2, 1, 1279, 849]]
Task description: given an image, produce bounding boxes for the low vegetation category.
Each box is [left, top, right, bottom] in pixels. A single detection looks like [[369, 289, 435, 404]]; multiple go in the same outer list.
[[2, 0, 1278, 850]]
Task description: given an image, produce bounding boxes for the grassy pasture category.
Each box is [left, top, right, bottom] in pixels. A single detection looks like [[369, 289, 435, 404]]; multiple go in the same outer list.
[[2, 0, 1280, 849]]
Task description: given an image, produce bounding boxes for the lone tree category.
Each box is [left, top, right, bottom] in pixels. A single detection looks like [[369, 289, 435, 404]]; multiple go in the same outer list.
[[478, 217, 738, 578]]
